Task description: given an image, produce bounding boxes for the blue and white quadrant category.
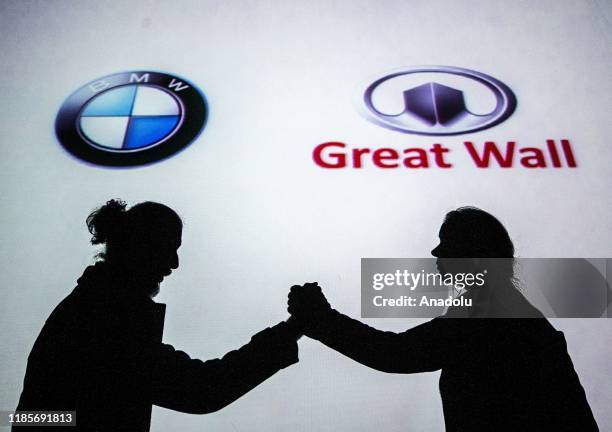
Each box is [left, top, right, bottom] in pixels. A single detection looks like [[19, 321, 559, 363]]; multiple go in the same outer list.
[[79, 85, 182, 151]]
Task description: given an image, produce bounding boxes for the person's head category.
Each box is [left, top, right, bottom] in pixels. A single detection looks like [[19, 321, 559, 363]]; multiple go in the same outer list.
[[431, 207, 514, 286], [86, 199, 182, 296]]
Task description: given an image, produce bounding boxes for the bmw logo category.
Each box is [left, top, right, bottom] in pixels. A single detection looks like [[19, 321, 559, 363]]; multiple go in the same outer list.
[[55, 71, 207, 166]]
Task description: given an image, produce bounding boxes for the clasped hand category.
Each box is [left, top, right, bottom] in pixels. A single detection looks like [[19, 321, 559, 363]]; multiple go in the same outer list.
[[287, 282, 331, 331]]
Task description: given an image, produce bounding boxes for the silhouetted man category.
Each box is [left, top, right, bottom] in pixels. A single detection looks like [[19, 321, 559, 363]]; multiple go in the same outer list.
[[15, 200, 301, 431], [288, 207, 598, 431]]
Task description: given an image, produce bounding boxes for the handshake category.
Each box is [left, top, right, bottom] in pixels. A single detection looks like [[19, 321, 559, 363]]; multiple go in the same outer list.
[[285, 282, 332, 336]]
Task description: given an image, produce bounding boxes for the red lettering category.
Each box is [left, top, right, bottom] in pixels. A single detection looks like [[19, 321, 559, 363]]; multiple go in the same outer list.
[[465, 141, 515, 168], [430, 143, 452, 168], [313, 142, 346, 168], [561, 139, 577, 167], [373, 148, 399, 168], [352, 148, 371, 168], [403, 148, 428, 168], [547, 139, 561, 167], [520, 148, 546, 168]]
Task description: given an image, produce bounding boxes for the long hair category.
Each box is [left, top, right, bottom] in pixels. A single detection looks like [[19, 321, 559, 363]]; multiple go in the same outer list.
[[86, 199, 183, 263], [440, 207, 537, 317]]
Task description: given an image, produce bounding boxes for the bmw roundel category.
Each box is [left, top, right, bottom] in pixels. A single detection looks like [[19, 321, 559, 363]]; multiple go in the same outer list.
[[55, 71, 207, 166]]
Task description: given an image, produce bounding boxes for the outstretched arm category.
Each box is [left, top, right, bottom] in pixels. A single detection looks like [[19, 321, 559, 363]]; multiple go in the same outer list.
[[289, 283, 455, 374], [152, 320, 300, 414]]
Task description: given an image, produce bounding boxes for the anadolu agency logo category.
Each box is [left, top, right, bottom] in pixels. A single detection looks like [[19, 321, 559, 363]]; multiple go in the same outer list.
[[56, 71, 207, 167], [313, 66, 577, 170]]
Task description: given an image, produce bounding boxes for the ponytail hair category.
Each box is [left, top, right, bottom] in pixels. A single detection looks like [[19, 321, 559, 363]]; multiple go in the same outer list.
[[85, 199, 182, 263], [86, 199, 128, 246]]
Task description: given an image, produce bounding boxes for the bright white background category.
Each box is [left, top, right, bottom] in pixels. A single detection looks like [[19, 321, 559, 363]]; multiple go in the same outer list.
[[1, 0, 611, 430]]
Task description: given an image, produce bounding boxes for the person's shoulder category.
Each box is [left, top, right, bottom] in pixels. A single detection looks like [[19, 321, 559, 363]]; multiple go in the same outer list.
[[44, 288, 81, 324], [44, 281, 120, 333], [431, 316, 559, 339]]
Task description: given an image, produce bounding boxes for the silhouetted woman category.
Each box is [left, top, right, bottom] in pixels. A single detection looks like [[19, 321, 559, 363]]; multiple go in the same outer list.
[[16, 200, 300, 432], [288, 207, 598, 431]]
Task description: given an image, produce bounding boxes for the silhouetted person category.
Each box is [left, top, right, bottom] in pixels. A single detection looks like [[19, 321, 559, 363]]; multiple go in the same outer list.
[[15, 199, 301, 431], [288, 207, 598, 431]]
